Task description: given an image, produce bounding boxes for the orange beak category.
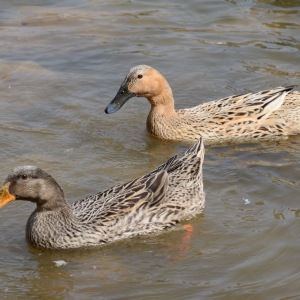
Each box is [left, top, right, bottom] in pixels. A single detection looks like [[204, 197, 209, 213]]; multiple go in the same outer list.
[[0, 182, 16, 208]]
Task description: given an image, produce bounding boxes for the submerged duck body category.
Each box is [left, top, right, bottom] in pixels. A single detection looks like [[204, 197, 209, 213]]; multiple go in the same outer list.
[[105, 65, 300, 144], [0, 139, 205, 249]]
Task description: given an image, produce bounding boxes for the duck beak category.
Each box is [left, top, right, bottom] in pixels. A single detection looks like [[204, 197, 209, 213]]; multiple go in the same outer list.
[[0, 182, 16, 208], [105, 85, 135, 114]]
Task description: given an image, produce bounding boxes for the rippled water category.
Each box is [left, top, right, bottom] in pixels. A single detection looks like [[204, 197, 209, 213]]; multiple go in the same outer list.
[[0, 0, 299, 299]]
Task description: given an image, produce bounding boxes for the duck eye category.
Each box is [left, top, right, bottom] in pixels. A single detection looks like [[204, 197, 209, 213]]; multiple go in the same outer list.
[[21, 174, 28, 180], [137, 74, 143, 79]]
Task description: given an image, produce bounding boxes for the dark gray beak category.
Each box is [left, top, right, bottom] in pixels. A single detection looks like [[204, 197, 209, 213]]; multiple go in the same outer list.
[[105, 85, 135, 114]]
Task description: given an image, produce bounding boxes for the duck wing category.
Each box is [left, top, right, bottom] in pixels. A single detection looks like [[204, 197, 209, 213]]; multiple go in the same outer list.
[[189, 86, 295, 123], [73, 139, 204, 225], [72, 170, 169, 224]]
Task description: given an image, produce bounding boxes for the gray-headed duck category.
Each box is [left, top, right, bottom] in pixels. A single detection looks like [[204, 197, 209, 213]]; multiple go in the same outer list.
[[0, 139, 205, 249]]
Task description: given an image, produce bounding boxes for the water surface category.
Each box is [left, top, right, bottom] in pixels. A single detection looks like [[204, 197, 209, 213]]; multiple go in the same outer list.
[[0, 0, 299, 299]]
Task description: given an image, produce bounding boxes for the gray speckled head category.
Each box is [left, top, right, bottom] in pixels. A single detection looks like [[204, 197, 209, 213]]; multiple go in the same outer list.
[[12, 165, 39, 175], [3, 166, 65, 208], [4, 165, 37, 184], [5, 165, 46, 184]]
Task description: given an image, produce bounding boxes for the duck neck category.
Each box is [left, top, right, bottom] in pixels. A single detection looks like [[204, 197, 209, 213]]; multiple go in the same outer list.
[[35, 196, 68, 212], [148, 84, 177, 117], [26, 200, 77, 249], [146, 89, 179, 139]]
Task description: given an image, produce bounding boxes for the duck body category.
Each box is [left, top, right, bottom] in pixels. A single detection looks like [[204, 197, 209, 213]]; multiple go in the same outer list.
[[0, 139, 205, 249], [105, 65, 300, 144]]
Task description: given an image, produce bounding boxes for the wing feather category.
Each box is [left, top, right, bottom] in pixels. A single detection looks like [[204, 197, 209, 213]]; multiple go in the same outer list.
[[73, 170, 169, 224]]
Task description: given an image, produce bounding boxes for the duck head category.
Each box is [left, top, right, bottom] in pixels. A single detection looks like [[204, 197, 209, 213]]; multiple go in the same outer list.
[[105, 65, 173, 114], [0, 166, 65, 210]]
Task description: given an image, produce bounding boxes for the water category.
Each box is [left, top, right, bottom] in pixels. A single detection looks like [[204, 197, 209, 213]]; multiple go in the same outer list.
[[0, 0, 299, 299]]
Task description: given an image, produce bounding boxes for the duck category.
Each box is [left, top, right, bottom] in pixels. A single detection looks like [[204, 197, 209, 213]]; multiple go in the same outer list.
[[105, 65, 300, 144], [0, 139, 205, 249]]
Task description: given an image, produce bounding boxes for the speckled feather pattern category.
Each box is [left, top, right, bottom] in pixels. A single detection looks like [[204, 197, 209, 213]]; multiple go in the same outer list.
[[107, 65, 300, 144], [18, 139, 205, 249], [151, 89, 300, 144]]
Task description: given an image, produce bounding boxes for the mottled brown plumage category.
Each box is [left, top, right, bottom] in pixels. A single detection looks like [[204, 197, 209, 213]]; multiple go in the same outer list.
[[105, 65, 300, 144], [0, 139, 205, 249]]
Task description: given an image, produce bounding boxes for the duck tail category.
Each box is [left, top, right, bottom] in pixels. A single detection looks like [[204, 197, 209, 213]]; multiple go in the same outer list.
[[162, 138, 205, 179], [284, 85, 297, 92], [252, 85, 296, 121]]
